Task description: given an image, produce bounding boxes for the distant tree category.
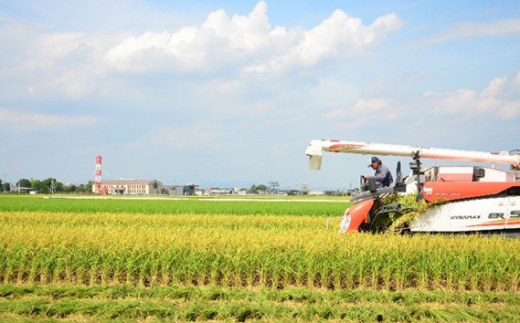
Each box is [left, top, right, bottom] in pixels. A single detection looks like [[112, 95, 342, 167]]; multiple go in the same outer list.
[[249, 184, 267, 194], [78, 183, 90, 194], [40, 178, 52, 194], [37, 178, 62, 194], [76, 180, 93, 194], [63, 184, 77, 193], [39, 182, 50, 194], [31, 179, 42, 192], [54, 181, 64, 193], [85, 180, 93, 194], [2, 182, 10, 192], [256, 184, 267, 191], [17, 179, 32, 188]]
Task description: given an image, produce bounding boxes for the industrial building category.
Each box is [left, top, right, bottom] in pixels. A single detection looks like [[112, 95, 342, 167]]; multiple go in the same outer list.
[[93, 179, 163, 195], [164, 184, 203, 196]]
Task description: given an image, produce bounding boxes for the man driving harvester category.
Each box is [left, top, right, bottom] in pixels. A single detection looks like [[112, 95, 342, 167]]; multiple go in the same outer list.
[[364, 156, 393, 188]]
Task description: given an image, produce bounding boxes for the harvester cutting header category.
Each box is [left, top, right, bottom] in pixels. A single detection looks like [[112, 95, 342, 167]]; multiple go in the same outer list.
[[306, 139, 520, 235]]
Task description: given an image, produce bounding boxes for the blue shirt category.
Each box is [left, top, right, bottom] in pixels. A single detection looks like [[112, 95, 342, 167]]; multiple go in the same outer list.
[[374, 164, 393, 188]]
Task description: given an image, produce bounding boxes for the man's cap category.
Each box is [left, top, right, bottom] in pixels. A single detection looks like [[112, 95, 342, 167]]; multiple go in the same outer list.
[[368, 156, 380, 167]]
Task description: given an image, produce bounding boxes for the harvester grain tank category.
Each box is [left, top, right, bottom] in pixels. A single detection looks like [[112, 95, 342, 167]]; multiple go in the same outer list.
[[306, 140, 520, 235]]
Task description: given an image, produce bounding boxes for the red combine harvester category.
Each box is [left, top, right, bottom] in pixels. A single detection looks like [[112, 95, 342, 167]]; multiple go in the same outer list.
[[306, 140, 520, 235]]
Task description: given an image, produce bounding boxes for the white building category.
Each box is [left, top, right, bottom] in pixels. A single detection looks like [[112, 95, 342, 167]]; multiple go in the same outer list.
[[93, 179, 163, 195], [308, 189, 325, 196]]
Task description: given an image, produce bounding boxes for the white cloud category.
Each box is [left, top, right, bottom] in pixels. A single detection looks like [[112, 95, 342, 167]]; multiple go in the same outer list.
[[0, 20, 127, 99], [245, 11, 404, 73], [424, 72, 520, 119], [322, 98, 404, 130], [103, 2, 403, 74], [104, 2, 272, 72], [207, 79, 241, 94], [0, 2, 404, 102], [428, 18, 520, 43], [324, 98, 400, 118], [0, 109, 99, 130], [201, 2, 271, 52], [352, 98, 392, 113], [514, 70, 520, 88], [124, 121, 222, 151]]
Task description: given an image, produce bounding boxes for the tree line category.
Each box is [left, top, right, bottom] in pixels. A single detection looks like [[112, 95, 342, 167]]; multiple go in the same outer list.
[[0, 178, 93, 194]]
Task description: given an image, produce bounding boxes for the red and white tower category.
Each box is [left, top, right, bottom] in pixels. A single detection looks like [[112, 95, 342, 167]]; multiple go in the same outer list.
[[94, 155, 102, 194]]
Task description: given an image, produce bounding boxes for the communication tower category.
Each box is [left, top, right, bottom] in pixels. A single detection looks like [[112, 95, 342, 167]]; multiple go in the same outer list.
[[94, 155, 102, 194], [267, 181, 279, 194]]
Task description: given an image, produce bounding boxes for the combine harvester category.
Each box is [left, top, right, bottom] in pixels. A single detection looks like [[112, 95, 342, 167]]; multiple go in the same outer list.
[[306, 140, 520, 235]]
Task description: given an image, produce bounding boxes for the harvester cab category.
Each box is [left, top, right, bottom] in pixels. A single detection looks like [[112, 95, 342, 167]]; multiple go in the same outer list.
[[341, 159, 421, 234], [359, 160, 409, 194], [307, 140, 520, 235]]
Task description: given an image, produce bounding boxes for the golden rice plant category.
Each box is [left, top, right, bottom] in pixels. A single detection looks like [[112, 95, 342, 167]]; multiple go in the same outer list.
[[1, 210, 520, 292]]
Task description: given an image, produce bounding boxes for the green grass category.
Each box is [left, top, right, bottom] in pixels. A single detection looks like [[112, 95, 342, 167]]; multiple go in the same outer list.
[[0, 196, 349, 216]]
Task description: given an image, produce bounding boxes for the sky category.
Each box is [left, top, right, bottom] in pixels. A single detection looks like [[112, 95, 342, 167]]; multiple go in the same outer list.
[[1, 0, 520, 190]]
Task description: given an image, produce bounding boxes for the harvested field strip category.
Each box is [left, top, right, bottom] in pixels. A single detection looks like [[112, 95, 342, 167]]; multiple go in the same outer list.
[[2, 284, 519, 305], [1, 211, 520, 291], [1, 284, 519, 322]]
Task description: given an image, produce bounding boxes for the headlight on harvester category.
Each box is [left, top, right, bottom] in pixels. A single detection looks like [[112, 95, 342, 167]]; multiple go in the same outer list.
[[339, 208, 351, 234]]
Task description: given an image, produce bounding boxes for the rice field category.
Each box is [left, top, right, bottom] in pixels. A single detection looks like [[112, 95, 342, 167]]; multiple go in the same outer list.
[[0, 195, 346, 216], [1, 195, 520, 322]]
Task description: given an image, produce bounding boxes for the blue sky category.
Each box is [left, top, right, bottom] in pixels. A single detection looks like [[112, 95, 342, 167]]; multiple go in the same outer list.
[[1, 1, 520, 190]]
